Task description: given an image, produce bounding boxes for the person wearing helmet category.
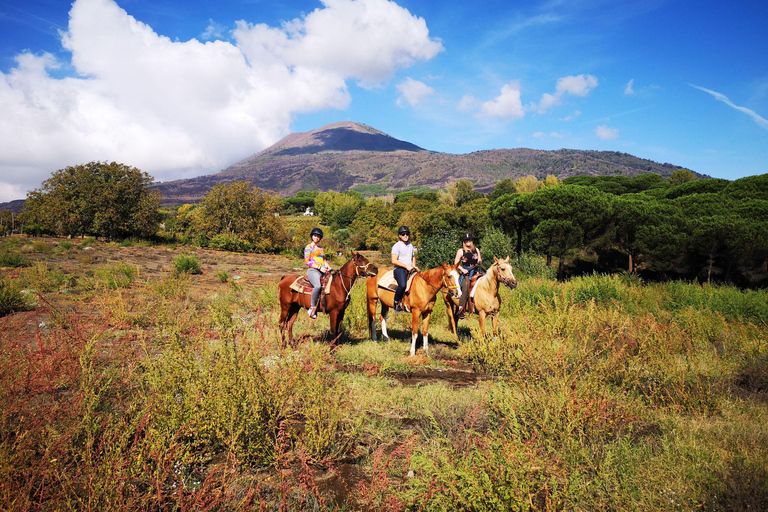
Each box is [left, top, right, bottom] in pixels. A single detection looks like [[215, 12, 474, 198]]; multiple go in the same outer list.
[[304, 227, 330, 319], [454, 232, 482, 319], [391, 225, 417, 313]]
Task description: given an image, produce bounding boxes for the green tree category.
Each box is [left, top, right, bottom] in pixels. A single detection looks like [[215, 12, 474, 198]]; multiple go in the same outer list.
[[314, 191, 365, 229], [283, 190, 319, 214], [487, 178, 516, 202], [22, 161, 160, 239], [349, 198, 392, 250], [193, 181, 286, 252], [668, 168, 696, 186]]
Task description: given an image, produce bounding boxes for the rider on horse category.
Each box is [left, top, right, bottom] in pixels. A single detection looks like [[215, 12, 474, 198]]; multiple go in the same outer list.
[[391, 225, 417, 313], [454, 232, 483, 319], [304, 227, 331, 319]]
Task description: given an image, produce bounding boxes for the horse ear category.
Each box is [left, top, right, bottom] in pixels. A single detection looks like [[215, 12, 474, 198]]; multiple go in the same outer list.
[[350, 250, 356, 257], [494, 256, 499, 263]]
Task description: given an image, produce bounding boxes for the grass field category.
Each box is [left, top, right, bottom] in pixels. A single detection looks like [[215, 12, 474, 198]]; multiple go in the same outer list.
[[1, 236, 767, 510]]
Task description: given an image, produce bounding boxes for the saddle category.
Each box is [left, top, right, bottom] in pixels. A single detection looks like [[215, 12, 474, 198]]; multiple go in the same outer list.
[[289, 273, 333, 312], [458, 271, 484, 315], [377, 270, 417, 293]]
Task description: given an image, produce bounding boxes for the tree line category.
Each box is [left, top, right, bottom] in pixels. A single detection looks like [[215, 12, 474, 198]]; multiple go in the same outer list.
[[15, 162, 768, 286]]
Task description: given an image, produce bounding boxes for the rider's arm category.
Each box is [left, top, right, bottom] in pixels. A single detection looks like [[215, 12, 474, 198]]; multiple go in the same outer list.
[[454, 248, 463, 266], [475, 248, 482, 267], [391, 252, 412, 271]]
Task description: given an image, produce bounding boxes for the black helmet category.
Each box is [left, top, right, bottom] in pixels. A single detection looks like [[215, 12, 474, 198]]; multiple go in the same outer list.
[[461, 232, 474, 242], [398, 225, 410, 235], [310, 227, 324, 239]]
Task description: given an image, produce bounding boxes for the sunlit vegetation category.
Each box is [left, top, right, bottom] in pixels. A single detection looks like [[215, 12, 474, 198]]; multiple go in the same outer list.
[[1, 163, 767, 509], [0, 236, 766, 510]]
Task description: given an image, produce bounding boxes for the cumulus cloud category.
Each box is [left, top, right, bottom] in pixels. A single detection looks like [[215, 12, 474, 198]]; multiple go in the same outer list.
[[396, 77, 434, 107], [624, 78, 635, 95], [0, 0, 443, 202], [480, 80, 525, 119], [533, 74, 598, 113], [690, 84, 768, 130], [595, 124, 619, 140]]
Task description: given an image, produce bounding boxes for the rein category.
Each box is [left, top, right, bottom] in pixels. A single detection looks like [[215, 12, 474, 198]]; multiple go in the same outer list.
[[334, 258, 375, 301]]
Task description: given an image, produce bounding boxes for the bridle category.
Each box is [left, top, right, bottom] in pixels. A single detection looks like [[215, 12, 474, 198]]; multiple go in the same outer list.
[[417, 267, 460, 297], [493, 262, 517, 289], [335, 256, 377, 301]]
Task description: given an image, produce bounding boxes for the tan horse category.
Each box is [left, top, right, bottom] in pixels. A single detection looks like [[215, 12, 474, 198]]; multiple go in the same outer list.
[[278, 251, 377, 347], [366, 263, 461, 356], [444, 256, 517, 337]]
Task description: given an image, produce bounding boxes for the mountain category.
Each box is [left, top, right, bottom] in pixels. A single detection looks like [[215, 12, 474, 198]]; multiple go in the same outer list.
[[152, 121, 696, 206]]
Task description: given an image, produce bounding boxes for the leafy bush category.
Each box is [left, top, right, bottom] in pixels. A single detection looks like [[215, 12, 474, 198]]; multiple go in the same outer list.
[[513, 251, 556, 280], [418, 229, 458, 269], [479, 227, 515, 262], [97, 263, 137, 290], [173, 254, 202, 275], [0, 252, 30, 268], [0, 279, 27, 316]]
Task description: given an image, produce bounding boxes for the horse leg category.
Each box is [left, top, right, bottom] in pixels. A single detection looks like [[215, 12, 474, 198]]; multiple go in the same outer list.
[[421, 310, 432, 357], [410, 308, 420, 356], [478, 310, 487, 338], [333, 308, 347, 340], [380, 303, 390, 342], [492, 312, 499, 338], [444, 295, 458, 336], [285, 304, 301, 347], [367, 293, 378, 341]]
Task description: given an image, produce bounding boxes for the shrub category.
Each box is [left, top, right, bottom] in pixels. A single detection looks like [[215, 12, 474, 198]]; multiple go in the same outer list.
[[513, 251, 556, 280], [97, 263, 137, 290], [480, 227, 515, 261], [0, 252, 30, 268], [418, 229, 458, 269], [173, 254, 202, 275], [0, 279, 27, 316]]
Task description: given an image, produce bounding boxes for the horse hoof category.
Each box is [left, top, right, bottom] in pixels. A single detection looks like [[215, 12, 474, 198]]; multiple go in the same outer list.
[[383, 336, 389, 342]]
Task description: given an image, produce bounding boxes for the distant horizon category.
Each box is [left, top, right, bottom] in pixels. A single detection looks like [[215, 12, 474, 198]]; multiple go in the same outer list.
[[1, 0, 766, 202]]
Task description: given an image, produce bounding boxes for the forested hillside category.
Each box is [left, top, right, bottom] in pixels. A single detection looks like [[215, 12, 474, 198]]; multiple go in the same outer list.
[[152, 122, 696, 206]]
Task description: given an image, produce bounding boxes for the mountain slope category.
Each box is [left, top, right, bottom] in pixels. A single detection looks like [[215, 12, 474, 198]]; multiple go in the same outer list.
[[153, 121, 694, 206]]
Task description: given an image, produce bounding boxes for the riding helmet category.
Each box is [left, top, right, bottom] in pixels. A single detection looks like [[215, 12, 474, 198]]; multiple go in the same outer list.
[[398, 225, 410, 235], [461, 232, 474, 242], [310, 227, 324, 239]]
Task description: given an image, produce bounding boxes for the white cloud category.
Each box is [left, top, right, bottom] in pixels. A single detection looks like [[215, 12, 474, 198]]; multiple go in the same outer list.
[[396, 77, 434, 107], [561, 110, 581, 121], [690, 84, 768, 130], [481, 80, 525, 119], [595, 124, 619, 140], [0, 0, 443, 202], [624, 78, 635, 95], [457, 94, 480, 112], [534, 74, 598, 113], [201, 19, 226, 40]]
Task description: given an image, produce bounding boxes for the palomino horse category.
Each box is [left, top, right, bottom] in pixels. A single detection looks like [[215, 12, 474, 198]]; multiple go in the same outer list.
[[366, 263, 461, 356], [278, 251, 377, 347], [444, 256, 517, 338]]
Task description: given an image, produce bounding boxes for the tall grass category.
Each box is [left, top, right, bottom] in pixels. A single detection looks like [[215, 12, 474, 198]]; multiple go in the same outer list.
[[1, 240, 766, 510]]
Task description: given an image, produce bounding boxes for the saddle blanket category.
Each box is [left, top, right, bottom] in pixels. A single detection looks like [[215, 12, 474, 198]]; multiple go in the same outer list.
[[377, 270, 416, 292], [289, 274, 333, 294]]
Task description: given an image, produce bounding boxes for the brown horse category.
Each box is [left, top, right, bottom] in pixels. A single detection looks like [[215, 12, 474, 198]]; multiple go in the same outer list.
[[444, 256, 518, 338], [278, 251, 377, 347], [366, 263, 461, 356]]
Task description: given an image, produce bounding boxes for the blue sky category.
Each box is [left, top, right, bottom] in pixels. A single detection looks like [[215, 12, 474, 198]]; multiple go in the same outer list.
[[1, 0, 766, 202]]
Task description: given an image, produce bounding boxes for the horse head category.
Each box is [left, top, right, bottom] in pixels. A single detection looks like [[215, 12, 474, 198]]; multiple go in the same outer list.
[[492, 256, 518, 290], [351, 250, 378, 277], [442, 262, 462, 299]]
